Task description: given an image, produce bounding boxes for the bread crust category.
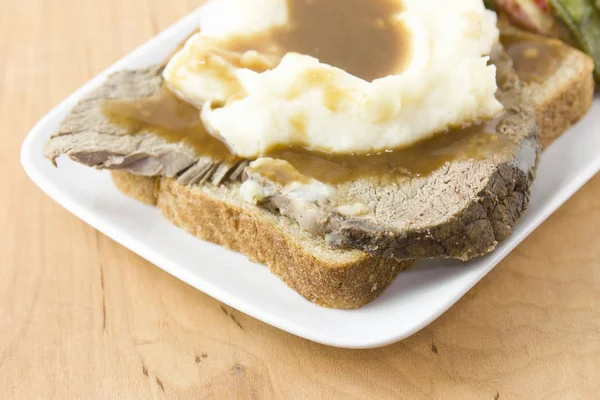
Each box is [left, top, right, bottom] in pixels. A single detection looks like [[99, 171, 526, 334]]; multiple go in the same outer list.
[[111, 171, 158, 205], [499, 21, 596, 149], [533, 54, 595, 149], [112, 171, 413, 309]]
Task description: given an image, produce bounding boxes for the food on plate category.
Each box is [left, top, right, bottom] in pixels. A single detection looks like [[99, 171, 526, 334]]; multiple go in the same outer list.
[[111, 170, 414, 309], [44, 0, 595, 308], [500, 21, 595, 147], [486, 0, 600, 83]]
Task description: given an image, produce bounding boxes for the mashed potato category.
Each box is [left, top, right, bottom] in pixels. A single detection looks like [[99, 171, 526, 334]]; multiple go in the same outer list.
[[164, 0, 503, 157]]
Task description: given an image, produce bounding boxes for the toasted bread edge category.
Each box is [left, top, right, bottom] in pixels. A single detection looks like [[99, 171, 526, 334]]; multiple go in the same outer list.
[[111, 171, 412, 309], [531, 49, 595, 149]]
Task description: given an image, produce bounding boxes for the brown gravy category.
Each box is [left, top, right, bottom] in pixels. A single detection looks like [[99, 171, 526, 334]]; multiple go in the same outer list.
[[102, 88, 511, 185], [102, 87, 233, 161], [269, 123, 510, 184], [501, 34, 566, 83], [213, 0, 411, 82], [248, 159, 311, 186]]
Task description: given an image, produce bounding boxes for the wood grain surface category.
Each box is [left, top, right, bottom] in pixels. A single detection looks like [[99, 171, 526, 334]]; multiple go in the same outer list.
[[1, 0, 600, 398]]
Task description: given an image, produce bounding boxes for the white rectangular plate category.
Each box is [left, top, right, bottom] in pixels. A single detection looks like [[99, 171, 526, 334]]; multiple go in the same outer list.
[[21, 7, 600, 349]]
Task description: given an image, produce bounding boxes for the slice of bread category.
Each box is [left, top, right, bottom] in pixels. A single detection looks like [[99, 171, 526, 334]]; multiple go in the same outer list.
[[500, 23, 596, 149], [45, 26, 595, 308], [106, 36, 594, 307], [111, 171, 413, 309], [525, 45, 595, 149]]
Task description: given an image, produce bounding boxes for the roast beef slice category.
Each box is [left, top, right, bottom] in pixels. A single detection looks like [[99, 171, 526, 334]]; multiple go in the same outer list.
[[44, 66, 242, 186], [330, 47, 540, 260], [44, 47, 541, 261]]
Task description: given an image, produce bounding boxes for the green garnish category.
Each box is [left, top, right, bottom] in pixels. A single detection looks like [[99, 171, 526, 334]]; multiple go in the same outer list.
[[549, 0, 600, 82]]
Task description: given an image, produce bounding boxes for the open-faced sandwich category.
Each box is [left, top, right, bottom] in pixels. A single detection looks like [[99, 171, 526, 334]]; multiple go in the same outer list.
[[44, 0, 598, 308]]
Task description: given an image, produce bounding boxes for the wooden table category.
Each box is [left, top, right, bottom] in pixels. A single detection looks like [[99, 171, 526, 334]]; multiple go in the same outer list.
[[2, 0, 600, 398]]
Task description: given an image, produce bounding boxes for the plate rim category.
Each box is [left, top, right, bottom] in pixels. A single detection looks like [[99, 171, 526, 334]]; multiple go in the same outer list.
[[20, 7, 600, 349]]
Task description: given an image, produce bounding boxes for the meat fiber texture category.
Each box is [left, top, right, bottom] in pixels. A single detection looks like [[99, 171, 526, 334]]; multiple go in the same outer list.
[[45, 46, 541, 262]]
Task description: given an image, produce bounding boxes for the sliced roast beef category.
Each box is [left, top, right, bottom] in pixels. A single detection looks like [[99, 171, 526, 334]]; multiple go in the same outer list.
[[45, 45, 540, 261]]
